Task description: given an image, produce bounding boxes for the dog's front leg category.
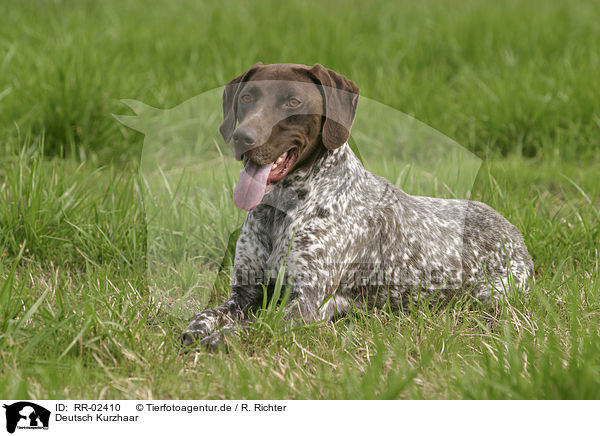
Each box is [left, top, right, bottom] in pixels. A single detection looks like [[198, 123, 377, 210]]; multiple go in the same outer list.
[[269, 250, 342, 324], [182, 220, 269, 350]]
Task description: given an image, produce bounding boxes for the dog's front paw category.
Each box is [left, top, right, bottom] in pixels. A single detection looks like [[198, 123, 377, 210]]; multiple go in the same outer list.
[[181, 327, 229, 352], [199, 330, 226, 351], [181, 310, 217, 349], [180, 324, 228, 352], [180, 311, 246, 352]]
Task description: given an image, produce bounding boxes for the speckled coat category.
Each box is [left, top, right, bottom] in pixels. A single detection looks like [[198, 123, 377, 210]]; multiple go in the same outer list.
[[183, 142, 534, 349]]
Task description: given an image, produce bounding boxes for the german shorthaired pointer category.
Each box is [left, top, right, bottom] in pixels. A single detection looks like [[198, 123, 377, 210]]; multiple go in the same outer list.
[[181, 63, 533, 349]]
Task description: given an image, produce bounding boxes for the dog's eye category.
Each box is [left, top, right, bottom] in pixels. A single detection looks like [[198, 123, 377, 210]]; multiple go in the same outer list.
[[287, 97, 301, 108], [240, 94, 253, 104]]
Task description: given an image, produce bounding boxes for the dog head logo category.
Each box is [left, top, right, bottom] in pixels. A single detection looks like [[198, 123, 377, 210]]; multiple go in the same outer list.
[[2, 402, 50, 434]]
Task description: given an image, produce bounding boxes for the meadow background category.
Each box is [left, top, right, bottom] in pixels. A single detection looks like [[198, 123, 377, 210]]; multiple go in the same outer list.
[[1, 0, 599, 399]]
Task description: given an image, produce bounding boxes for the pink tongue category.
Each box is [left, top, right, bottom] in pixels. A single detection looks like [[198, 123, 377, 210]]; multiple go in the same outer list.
[[233, 160, 272, 211]]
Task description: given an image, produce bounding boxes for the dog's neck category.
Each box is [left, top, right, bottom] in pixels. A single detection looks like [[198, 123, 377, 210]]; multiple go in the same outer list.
[[261, 143, 359, 201], [255, 142, 366, 218], [287, 143, 357, 182]]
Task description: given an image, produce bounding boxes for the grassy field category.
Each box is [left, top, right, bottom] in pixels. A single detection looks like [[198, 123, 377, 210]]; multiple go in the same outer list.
[[1, 0, 599, 399]]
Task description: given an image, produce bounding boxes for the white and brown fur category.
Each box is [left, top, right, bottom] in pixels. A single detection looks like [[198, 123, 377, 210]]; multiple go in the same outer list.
[[182, 63, 533, 350]]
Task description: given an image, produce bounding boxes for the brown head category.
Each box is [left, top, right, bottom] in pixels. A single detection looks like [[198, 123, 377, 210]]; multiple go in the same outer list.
[[219, 63, 359, 210]]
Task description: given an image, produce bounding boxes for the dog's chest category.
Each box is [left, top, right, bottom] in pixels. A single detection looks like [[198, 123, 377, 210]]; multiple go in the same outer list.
[[248, 181, 325, 253]]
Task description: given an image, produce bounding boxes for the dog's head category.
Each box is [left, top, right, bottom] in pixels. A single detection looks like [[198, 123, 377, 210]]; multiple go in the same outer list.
[[219, 63, 359, 210]]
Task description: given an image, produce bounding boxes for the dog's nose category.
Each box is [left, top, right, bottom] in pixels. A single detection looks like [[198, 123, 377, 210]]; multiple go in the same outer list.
[[232, 127, 258, 160], [233, 127, 257, 146]]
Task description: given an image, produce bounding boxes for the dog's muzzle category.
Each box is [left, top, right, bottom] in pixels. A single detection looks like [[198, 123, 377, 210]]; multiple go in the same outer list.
[[232, 126, 258, 161]]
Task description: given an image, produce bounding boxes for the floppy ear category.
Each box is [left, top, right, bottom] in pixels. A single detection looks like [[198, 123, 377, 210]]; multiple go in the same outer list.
[[308, 64, 359, 150], [219, 62, 264, 143]]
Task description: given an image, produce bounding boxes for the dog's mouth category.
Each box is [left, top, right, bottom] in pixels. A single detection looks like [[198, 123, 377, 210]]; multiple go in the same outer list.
[[233, 147, 298, 211], [266, 147, 298, 184]]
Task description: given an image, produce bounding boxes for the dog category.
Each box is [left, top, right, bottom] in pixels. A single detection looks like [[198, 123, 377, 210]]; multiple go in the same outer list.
[[181, 62, 533, 349]]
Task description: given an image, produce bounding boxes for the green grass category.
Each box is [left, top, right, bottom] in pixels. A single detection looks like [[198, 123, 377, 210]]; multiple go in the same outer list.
[[1, 0, 600, 399]]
